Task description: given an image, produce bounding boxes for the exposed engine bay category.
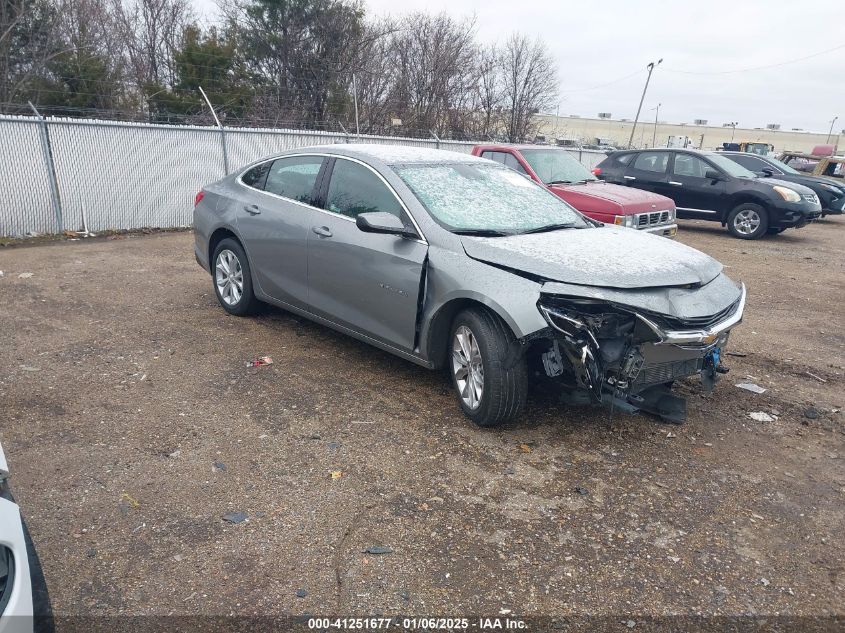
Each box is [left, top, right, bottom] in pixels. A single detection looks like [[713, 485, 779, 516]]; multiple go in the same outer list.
[[522, 287, 745, 423]]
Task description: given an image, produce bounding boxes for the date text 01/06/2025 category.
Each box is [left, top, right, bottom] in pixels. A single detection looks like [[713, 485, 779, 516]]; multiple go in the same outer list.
[[306, 617, 528, 630]]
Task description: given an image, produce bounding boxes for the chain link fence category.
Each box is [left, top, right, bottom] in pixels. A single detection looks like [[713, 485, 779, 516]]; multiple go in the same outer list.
[[0, 114, 607, 237]]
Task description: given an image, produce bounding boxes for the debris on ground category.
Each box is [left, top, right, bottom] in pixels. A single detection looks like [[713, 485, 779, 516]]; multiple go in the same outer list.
[[119, 493, 140, 509], [213, 461, 226, 472], [19, 365, 40, 372], [749, 412, 775, 422], [736, 382, 767, 394], [246, 356, 273, 368], [574, 486, 589, 496], [805, 371, 827, 383], [330, 470, 343, 479], [724, 351, 747, 358], [222, 511, 248, 524], [295, 589, 307, 598], [804, 407, 821, 420], [18, 272, 33, 279], [168, 449, 181, 458], [519, 443, 533, 453], [363, 545, 393, 554]]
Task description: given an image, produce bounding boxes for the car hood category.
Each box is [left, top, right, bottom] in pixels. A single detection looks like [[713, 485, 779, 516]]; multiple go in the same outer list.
[[550, 181, 673, 210], [767, 173, 845, 190], [461, 225, 722, 289]]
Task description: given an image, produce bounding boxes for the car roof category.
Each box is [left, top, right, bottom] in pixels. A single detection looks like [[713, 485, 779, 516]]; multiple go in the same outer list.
[[286, 143, 487, 165]]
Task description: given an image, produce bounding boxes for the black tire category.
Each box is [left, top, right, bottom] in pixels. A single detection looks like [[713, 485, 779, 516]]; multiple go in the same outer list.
[[726, 203, 768, 239], [448, 308, 527, 427], [211, 238, 260, 316]]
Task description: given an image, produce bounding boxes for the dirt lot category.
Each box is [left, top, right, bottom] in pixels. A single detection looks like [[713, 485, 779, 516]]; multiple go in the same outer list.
[[1, 218, 843, 623]]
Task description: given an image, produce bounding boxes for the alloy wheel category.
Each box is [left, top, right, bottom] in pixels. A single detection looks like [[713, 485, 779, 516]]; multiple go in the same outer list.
[[215, 249, 244, 306], [733, 209, 761, 235], [452, 325, 484, 410]]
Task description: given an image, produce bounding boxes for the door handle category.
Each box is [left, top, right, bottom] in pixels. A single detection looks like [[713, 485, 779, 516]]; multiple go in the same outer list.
[[623, 175, 636, 180], [312, 226, 333, 238], [243, 204, 261, 215], [669, 181, 683, 186]]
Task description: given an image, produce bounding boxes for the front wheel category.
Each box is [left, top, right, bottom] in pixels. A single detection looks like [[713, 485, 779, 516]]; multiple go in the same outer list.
[[449, 308, 527, 427], [212, 238, 260, 316], [727, 203, 768, 239]]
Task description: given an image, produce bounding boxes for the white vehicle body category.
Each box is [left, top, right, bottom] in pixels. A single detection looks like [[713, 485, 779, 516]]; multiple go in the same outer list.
[[0, 442, 33, 633]]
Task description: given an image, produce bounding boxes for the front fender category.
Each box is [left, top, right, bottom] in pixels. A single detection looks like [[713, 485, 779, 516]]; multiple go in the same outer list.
[[418, 246, 547, 365]]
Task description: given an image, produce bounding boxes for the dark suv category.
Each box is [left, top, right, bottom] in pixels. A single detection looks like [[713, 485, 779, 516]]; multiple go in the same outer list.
[[594, 149, 822, 239], [720, 151, 845, 217]]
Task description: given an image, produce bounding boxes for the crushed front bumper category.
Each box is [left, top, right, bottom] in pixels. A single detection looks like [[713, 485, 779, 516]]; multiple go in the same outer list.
[[537, 284, 746, 422], [0, 442, 34, 633]]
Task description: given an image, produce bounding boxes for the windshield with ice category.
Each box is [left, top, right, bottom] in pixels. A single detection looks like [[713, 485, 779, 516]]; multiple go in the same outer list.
[[393, 163, 590, 234], [520, 149, 596, 184]]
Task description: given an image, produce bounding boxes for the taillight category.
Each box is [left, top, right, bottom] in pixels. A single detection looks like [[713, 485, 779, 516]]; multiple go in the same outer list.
[[591, 167, 602, 176], [194, 190, 205, 206]]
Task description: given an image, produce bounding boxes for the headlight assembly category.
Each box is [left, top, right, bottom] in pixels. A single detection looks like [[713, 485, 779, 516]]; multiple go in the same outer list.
[[773, 185, 801, 203]]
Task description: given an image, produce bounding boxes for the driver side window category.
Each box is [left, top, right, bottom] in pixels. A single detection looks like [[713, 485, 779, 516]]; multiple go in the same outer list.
[[673, 154, 710, 178], [324, 159, 406, 220]]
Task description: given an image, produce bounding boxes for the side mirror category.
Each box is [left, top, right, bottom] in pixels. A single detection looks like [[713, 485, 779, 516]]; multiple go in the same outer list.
[[356, 211, 418, 239], [761, 167, 774, 177], [704, 169, 725, 181]]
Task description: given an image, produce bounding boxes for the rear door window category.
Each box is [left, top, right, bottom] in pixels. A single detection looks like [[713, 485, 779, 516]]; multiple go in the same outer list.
[[264, 156, 324, 204]]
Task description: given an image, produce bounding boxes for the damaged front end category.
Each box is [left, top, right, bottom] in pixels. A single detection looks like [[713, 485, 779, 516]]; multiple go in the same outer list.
[[533, 284, 746, 423]]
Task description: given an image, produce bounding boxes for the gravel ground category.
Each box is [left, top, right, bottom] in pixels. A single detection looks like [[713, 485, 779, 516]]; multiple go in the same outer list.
[[1, 218, 843, 622]]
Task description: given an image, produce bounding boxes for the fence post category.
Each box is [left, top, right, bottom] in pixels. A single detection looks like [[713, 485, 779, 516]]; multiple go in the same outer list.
[[27, 102, 63, 233], [430, 130, 441, 149], [199, 86, 229, 175]]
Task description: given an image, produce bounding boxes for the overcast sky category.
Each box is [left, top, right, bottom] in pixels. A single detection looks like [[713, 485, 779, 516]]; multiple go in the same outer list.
[[197, 0, 844, 133]]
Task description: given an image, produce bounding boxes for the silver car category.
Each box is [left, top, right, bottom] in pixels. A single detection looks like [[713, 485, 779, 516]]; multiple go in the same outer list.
[[193, 145, 745, 426]]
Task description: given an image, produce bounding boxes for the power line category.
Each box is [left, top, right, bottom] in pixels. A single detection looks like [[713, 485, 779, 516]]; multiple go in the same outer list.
[[663, 42, 845, 75]]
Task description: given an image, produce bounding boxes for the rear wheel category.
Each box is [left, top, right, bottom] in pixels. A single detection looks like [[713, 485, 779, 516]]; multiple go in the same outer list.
[[212, 238, 260, 316], [727, 203, 768, 239], [449, 308, 527, 427]]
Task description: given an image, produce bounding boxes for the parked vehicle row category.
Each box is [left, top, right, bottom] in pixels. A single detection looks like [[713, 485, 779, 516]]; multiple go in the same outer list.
[[720, 151, 845, 217], [195, 144, 745, 427], [593, 148, 822, 239]]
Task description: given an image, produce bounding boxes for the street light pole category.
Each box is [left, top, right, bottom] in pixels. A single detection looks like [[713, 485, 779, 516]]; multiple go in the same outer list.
[[730, 122, 738, 142], [826, 116, 838, 143], [627, 59, 662, 149], [651, 103, 661, 148]]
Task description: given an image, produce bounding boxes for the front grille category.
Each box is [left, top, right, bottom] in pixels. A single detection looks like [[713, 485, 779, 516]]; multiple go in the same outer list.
[[637, 210, 671, 227], [802, 193, 819, 205], [647, 296, 741, 331], [634, 357, 703, 386]]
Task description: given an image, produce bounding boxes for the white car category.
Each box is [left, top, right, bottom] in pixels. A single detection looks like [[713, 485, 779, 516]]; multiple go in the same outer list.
[[0, 441, 33, 633]]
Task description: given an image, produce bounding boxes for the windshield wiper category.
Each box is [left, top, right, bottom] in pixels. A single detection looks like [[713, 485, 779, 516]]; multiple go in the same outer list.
[[452, 228, 512, 237], [519, 222, 576, 234], [546, 180, 573, 185]]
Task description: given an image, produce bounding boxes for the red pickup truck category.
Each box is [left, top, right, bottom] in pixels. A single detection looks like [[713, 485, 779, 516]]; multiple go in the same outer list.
[[471, 145, 678, 236]]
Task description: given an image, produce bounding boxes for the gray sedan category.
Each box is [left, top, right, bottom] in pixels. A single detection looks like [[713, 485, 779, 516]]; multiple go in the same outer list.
[[193, 144, 745, 426]]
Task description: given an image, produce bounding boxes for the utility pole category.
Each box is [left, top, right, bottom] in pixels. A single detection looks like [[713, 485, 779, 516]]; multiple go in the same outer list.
[[826, 116, 838, 143], [651, 103, 661, 148], [352, 73, 360, 138], [627, 59, 662, 149]]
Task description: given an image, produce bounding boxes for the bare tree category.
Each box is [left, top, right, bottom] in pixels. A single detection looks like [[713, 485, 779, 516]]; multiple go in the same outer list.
[[388, 12, 477, 137], [499, 33, 557, 142], [0, 0, 62, 109], [110, 0, 193, 96]]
